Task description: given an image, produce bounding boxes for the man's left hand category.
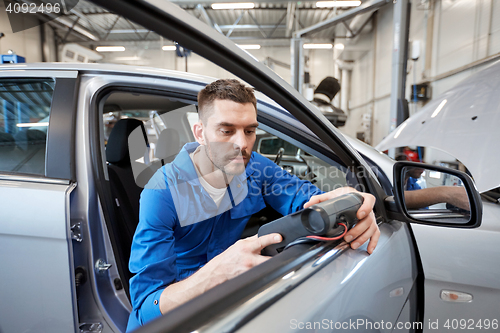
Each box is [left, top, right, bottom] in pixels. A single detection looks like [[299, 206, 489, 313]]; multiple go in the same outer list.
[[304, 187, 380, 254]]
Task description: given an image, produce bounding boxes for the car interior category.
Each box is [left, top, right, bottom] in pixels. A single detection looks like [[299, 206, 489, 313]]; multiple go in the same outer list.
[[96, 89, 354, 302]]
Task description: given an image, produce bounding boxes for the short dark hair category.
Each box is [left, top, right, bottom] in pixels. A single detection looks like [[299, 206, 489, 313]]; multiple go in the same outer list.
[[197, 79, 257, 123]]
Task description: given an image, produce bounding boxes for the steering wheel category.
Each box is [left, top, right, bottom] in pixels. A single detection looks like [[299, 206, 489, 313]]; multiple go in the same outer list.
[[274, 147, 285, 166]]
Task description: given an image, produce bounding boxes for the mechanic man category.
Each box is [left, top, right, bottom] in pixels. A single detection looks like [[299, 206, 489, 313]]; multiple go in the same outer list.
[[404, 166, 425, 191], [127, 79, 380, 331]]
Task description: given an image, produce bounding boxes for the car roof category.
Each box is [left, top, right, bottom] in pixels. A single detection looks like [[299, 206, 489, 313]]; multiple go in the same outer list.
[[0, 62, 292, 111], [376, 59, 500, 193], [0, 62, 217, 82], [1, 62, 386, 186]]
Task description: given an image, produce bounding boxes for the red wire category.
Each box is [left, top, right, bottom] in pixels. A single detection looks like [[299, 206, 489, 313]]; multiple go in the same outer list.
[[306, 223, 348, 241]]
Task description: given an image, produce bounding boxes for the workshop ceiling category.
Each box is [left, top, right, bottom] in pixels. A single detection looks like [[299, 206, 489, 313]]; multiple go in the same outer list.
[[45, 0, 373, 45]]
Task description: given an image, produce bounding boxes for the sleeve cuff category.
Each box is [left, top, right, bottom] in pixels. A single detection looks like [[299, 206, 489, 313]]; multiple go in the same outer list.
[[139, 289, 164, 324]]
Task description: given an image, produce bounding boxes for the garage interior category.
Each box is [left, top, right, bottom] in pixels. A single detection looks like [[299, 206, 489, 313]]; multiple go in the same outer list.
[[1, 2, 500, 333], [0, 0, 499, 153]]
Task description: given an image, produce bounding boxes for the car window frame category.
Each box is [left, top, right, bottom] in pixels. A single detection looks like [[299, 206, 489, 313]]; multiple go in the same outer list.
[[89, 0, 387, 214], [87, 79, 377, 330], [83, 1, 391, 327]]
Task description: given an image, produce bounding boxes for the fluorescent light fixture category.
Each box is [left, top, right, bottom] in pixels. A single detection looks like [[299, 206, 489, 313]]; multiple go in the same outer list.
[[334, 43, 345, 50], [429, 171, 442, 179], [316, 1, 361, 8], [96, 46, 125, 52], [211, 3, 255, 9], [109, 29, 149, 34], [431, 99, 447, 118], [114, 56, 141, 61], [303, 43, 333, 49], [237, 44, 261, 50], [162, 45, 177, 51], [17, 122, 49, 128]]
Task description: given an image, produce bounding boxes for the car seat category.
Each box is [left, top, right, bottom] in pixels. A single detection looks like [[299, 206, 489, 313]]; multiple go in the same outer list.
[[155, 128, 180, 165], [106, 118, 150, 291]]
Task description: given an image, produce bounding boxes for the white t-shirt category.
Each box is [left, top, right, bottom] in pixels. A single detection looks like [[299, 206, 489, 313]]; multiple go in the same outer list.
[[189, 147, 227, 208]]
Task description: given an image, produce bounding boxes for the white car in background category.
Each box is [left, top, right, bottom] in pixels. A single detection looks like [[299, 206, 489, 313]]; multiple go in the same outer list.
[[377, 59, 500, 331]]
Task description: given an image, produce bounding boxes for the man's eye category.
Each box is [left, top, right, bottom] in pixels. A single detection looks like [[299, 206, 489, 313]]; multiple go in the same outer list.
[[246, 130, 256, 134], [221, 130, 233, 134]]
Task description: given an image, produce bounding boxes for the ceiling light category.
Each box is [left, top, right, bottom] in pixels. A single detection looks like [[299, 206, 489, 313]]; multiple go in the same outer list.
[[303, 43, 333, 49], [162, 45, 177, 51], [95, 46, 125, 52], [316, 1, 361, 8], [334, 43, 345, 50], [211, 3, 255, 10], [114, 56, 142, 61], [17, 122, 49, 128], [237, 44, 261, 50]]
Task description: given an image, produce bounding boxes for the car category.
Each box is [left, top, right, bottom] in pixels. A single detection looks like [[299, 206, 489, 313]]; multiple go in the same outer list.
[[376, 59, 500, 332], [0, 1, 487, 333]]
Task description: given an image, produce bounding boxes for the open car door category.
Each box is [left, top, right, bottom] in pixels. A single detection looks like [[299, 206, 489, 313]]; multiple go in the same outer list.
[[87, 2, 481, 333]]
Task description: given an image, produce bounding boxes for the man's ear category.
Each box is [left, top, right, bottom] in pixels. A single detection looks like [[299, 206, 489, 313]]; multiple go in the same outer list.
[[193, 121, 205, 145]]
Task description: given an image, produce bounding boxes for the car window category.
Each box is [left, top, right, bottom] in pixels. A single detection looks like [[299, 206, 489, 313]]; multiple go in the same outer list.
[[253, 127, 348, 193], [188, 110, 350, 193], [258, 136, 298, 156], [94, 83, 359, 323], [102, 91, 196, 188], [102, 94, 352, 194], [0, 78, 55, 176]]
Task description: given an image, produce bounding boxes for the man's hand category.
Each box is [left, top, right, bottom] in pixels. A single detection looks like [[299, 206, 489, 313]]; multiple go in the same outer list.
[[159, 233, 282, 314], [304, 187, 379, 254], [206, 233, 282, 282]]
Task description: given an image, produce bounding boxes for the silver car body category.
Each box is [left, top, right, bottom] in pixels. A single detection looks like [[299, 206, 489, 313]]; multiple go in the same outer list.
[[0, 1, 487, 332], [0, 63, 417, 333], [377, 60, 500, 332]]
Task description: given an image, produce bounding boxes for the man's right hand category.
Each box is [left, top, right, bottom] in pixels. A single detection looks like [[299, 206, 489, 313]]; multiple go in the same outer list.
[[159, 233, 282, 314], [205, 233, 283, 282]]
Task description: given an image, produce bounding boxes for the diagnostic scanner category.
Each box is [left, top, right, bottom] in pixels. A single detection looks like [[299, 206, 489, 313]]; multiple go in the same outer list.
[[258, 193, 364, 256]]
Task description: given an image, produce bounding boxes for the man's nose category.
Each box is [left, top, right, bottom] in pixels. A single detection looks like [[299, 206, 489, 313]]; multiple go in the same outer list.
[[233, 130, 248, 151]]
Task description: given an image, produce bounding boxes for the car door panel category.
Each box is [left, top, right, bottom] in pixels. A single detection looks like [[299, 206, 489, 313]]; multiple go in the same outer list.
[[0, 180, 77, 333], [81, 76, 417, 332], [236, 222, 415, 333], [412, 201, 500, 332], [191, 222, 415, 333]]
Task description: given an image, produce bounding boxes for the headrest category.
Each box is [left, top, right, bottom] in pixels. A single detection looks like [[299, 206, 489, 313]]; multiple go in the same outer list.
[[155, 128, 180, 163], [106, 119, 146, 165], [314, 77, 341, 103]]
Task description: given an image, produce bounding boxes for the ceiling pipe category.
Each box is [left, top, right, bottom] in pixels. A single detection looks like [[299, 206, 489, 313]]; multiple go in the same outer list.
[[294, 0, 390, 37], [291, 0, 389, 92]]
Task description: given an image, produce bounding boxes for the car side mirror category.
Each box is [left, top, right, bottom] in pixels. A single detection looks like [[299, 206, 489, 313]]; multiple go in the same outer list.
[[386, 161, 482, 228]]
